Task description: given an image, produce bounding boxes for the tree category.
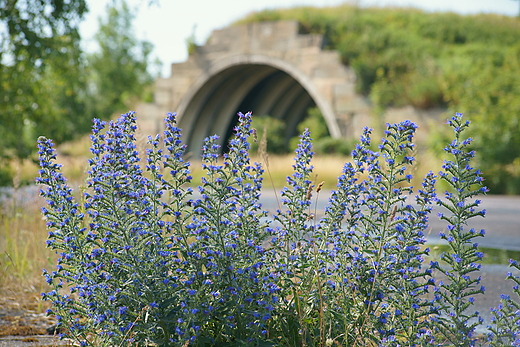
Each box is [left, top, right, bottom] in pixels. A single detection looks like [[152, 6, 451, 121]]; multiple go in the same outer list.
[[0, 0, 88, 160], [0, 0, 159, 186], [87, 0, 160, 120]]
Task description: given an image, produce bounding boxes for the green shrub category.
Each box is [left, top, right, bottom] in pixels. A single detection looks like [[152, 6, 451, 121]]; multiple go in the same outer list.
[[313, 137, 353, 156], [0, 163, 13, 187], [249, 115, 288, 154], [237, 4, 520, 193]]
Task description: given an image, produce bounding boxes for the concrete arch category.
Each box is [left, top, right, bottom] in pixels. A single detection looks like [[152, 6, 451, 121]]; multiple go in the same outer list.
[[136, 21, 375, 154], [176, 54, 342, 154], [136, 20, 445, 157]]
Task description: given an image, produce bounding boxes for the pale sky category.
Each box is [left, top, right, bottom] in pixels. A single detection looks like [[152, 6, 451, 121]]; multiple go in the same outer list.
[[80, 0, 519, 77]]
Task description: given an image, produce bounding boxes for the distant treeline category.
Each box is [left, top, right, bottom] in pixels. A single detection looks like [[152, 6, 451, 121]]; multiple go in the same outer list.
[[236, 5, 520, 194]]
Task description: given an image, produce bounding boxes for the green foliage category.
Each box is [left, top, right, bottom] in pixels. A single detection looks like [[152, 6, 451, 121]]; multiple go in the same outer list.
[[313, 137, 354, 156], [253, 107, 352, 156], [289, 107, 353, 155], [438, 44, 520, 193], [0, 0, 88, 159], [440, 44, 520, 162], [0, 0, 159, 185], [87, 0, 160, 119], [289, 107, 327, 151], [297, 107, 329, 140], [250, 115, 288, 154], [237, 5, 520, 193], [0, 162, 13, 187]]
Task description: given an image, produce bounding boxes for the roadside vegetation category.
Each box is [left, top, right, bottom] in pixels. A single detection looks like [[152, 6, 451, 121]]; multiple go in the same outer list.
[[1, 2, 520, 344], [0, 0, 159, 186], [237, 4, 520, 194]]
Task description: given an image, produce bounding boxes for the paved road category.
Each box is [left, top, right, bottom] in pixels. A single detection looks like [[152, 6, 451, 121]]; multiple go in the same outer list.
[[429, 195, 520, 251], [259, 190, 520, 250], [4, 186, 519, 250]]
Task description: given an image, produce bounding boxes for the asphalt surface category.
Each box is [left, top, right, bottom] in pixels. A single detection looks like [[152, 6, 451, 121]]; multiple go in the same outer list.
[[4, 186, 519, 250], [259, 190, 520, 250]]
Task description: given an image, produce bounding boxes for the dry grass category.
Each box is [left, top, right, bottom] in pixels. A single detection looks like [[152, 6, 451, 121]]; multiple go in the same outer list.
[[0, 137, 91, 292], [248, 149, 443, 192], [0, 186, 53, 300], [255, 154, 347, 190], [188, 154, 348, 190]]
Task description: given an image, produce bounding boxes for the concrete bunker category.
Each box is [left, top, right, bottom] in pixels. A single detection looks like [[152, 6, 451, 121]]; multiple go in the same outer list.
[[136, 21, 374, 155], [176, 55, 342, 154]]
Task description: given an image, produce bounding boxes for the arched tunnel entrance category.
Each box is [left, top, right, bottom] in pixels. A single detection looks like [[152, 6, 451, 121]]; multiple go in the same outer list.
[[137, 21, 374, 156], [176, 58, 341, 155], [224, 66, 317, 149]]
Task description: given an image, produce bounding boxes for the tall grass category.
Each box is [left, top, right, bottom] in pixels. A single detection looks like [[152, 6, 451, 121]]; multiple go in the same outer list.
[[0, 137, 91, 292], [0, 187, 51, 289]]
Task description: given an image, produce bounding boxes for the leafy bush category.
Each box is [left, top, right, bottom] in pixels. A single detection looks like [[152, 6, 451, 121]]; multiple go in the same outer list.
[[0, 164, 13, 187], [312, 137, 353, 156], [296, 107, 330, 141], [249, 115, 288, 154], [288, 106, 352, 155], [236, 5, 520, 193], [252, 108, 336, 155], [38, 111, 519, 346]]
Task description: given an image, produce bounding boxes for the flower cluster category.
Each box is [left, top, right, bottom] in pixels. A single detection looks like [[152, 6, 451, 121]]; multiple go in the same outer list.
[[37, 111, 518, 346], [488, 260, 520, 346], [430, 113, 487, 346], [38, 112, 277, 346], [301, 121, 438, 346]]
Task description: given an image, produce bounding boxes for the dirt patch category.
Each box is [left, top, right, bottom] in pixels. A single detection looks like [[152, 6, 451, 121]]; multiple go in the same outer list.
[[0, 286, 71, 346], [0, 335, 74, 347], [0, 324, 47, 337], [0, 289, 55, 335]]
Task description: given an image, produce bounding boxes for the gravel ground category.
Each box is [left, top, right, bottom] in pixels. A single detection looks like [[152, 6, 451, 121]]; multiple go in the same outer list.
[[0, 335, 73, 347]]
